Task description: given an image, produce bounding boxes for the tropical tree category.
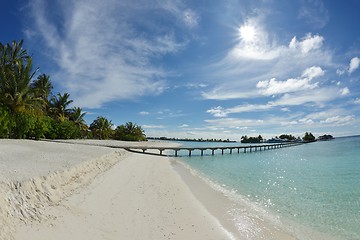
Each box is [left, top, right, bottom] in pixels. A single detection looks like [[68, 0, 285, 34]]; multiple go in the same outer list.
[[0, 40, 39, 113], [69, 107, 88, 134], [0, 40, 29, 67], [49, 92, 73, 121], [0, 107, 13, 138], [114, 122, 146, 141], [303, 132, 316, 142], [279, 134, 296, 141], [89, 116, 113, 139], [31, 73, 53, 111]]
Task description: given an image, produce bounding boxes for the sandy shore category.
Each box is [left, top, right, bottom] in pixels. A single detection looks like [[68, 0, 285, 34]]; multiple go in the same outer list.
[[0, 140, 234, 240]]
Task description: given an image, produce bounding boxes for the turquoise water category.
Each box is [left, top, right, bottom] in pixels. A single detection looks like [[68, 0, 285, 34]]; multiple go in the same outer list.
[[178, 136, 360, 240]]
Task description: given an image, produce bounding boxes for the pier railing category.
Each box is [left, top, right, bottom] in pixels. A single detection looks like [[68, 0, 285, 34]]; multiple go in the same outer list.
[[123, 142, 303, 157]]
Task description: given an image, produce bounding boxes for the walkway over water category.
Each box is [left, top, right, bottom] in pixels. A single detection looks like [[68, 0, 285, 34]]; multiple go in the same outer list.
[[124, 142, 303, 157]]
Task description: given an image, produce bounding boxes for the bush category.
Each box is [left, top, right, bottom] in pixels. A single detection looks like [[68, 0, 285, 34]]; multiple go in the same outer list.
[[11, 112, 36, 139], [0, 107, 13, 138], [114, 122, 146, 141], [47, 120, 81, 139], [9, 112, 52, 140], [30, 116, 52, 140]]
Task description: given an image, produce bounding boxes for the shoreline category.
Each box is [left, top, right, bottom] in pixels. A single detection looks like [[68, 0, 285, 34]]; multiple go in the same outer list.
[[173, 148, 343, 240], [1, 139, 233, 239], [172, 160, 299, 240], [1, 139, 336, 240]]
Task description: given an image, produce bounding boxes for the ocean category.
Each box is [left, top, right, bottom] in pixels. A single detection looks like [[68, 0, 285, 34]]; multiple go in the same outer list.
[[176, 136, 360, 240]]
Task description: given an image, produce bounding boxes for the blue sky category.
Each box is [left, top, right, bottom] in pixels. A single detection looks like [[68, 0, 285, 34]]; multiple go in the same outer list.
[[2, 0, 360, 140]]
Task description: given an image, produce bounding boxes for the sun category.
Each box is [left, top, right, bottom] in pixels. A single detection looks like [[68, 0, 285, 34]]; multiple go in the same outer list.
[[239, 25, 256, 42]]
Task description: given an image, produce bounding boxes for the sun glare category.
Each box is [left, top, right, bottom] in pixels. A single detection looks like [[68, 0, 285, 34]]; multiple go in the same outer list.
[[239, 25, 256, 42]]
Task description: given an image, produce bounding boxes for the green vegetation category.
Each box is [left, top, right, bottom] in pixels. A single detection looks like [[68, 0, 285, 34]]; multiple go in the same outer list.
[[318, 134, 334, 141], [114, 122, 146, 141], [0, 40, 147, 141], [279, 134, 296, 141], [241, 135, 263, 143], [147, 137, 234, 142], [303, 132, 316, 142], [89, 116, 113, 140]]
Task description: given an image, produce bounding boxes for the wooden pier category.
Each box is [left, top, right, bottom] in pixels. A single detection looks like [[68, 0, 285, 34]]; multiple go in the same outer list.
[[123, 142, 303, 157]]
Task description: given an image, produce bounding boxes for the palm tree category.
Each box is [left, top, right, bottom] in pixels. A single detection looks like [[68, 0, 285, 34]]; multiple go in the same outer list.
[[29, 74, 53, 114], [89, 116, 113, 139], [0, 40, 39, 113], [0, 40, 29, 67], [114, 122, 146, 141], [49, 92, 73, 121], [69, 107, 87, 132], [31, 74, 53, 105], [0, 57, 38, 113]]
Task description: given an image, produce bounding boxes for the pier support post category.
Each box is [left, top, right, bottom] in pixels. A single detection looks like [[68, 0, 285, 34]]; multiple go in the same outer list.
[[201, 149, 204, 156], [174, 150, 178, 157]]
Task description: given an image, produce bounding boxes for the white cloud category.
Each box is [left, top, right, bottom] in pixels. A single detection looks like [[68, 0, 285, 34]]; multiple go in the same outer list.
[[205, 118, 265, 128], [289, 34, 324, 54], [206, 106, 227, 117], [280, 120, 298, 126], [336, 69, 345, 76], [306, 109, 346, 120], [257, 77, 318, 96], [271, 88, 339, 107], [201, 87, 259, 100], [302, 66, 325, 79], [340, 87, 350, 96], [203, 14, 332, 101], [139, 111, 150, 115], [257, 66, 324, 96], [185, 83, 207, 89], [299, 118, 314, 125], [207, 104, 273, 117], [179, 124, 189, 128], [160, 1, 200, 28], [27, 0, 192, 108], [298, 0, 329, 29], [320, 115, 355, 126], [348, 57, 360, 74], [182, 9, 200, 28], [143, 125, 166, 129], [354, 98, 360, 104]]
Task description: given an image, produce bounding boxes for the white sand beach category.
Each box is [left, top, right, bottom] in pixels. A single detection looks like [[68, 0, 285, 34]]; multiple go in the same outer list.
[[0, 140, 234, 240], [0, 139, 302, 240]]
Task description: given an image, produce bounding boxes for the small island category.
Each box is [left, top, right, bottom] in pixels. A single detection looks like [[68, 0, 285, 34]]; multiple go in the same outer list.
[[240, 135, 263, 143], [147, 136, 236, 143], [318, 134, 335, 141], [240, 132, 330, 144]]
